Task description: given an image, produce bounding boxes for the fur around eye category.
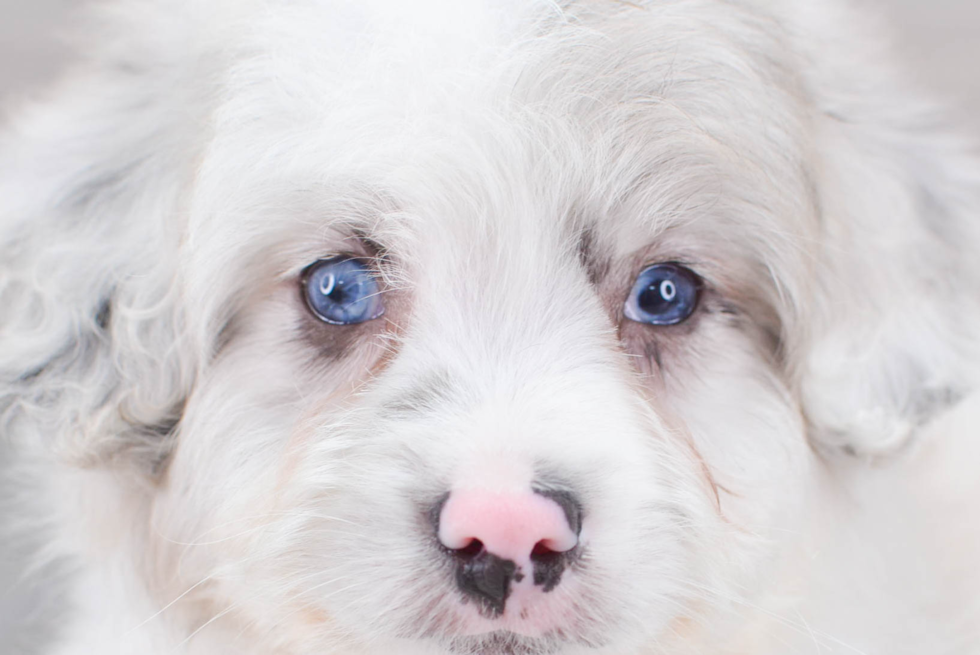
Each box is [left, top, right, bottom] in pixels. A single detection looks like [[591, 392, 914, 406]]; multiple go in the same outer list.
[[301, 256, 385, 325], [624, 264, 700, 326]]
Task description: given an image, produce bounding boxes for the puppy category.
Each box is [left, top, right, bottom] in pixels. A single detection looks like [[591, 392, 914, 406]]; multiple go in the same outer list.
[[2, 1, 979, 653]]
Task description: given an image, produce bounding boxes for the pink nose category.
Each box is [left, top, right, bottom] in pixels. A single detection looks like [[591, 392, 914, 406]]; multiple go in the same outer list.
[[437, 489, 580, 565]]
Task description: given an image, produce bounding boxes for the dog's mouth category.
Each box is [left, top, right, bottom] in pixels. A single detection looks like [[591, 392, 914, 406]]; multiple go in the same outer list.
[[406, 596, 603, 654], [426, 600, 609, 655], [445, 630, 580, 655]]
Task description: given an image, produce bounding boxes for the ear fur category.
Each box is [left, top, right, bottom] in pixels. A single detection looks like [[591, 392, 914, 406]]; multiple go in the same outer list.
[[0, 2, 217, 473], [791, 3, 980, 457]]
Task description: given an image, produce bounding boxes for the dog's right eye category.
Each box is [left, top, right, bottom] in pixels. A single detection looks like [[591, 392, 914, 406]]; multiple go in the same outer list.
[[624, 263, 701, 326], [301, 257, 385, 325]]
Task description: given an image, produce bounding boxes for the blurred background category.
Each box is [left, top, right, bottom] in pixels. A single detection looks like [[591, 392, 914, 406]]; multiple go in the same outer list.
[[2, 0, 979, 128], [0, 0, 978, 652]]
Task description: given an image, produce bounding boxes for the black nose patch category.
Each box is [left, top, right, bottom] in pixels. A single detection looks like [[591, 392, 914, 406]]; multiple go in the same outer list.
[[455, 550, 520, 618]]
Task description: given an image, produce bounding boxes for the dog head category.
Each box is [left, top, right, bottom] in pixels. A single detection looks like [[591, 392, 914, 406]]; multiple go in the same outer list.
[[4, 0, 979, 652]]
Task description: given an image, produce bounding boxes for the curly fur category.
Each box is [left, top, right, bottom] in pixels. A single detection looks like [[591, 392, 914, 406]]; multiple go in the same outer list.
[[2, 0, 980, 653]]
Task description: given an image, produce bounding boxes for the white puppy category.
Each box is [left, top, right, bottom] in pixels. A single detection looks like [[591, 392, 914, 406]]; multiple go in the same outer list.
[[2, 1, 979, 653]]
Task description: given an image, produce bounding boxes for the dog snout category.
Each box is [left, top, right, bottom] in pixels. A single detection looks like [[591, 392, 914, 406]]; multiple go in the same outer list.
[[434, 488, 582, 615]]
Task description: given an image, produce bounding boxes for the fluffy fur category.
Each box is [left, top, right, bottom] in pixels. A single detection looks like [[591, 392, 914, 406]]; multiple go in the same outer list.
[[2, 0, 980, 653]]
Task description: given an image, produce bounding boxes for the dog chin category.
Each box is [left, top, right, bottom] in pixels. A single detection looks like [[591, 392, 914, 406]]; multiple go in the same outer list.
[[440, 579, 587, 639], [443, 632, 569, 655]]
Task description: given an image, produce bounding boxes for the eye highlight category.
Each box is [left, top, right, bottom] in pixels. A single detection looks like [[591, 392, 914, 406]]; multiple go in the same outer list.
[[624, 264, 700, 326], [301, 256, 385, 325]]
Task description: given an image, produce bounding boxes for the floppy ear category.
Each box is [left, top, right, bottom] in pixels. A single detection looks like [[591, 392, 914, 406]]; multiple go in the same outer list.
[[798, 83, 980, 458], [0, 4, 216, 473]]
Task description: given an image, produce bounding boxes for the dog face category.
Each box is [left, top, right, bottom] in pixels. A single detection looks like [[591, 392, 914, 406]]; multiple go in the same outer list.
[[151, 4, 816, 651], [4, 1, 979, 653]]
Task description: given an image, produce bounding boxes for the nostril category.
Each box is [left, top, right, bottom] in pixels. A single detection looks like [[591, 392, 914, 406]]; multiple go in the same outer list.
[[530, 540, 560, 559], [453, 538, 484, 560]]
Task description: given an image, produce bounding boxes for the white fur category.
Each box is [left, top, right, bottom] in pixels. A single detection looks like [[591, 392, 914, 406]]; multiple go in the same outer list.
[[2, 1, 979, 653]]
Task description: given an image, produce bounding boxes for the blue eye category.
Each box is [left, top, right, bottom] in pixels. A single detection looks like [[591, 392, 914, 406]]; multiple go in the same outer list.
[[624, 264, 700, 326], [301, 257, 385, 325]]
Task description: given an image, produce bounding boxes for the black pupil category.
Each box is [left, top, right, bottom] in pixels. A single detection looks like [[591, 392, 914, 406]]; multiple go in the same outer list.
[[320, 272, 354, 305], [638, 278, 675, 313]]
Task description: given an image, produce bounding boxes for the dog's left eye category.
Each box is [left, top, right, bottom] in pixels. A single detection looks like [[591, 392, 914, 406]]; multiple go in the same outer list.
[[624, 264, 701, 326], [301, 256, 385, 325]]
